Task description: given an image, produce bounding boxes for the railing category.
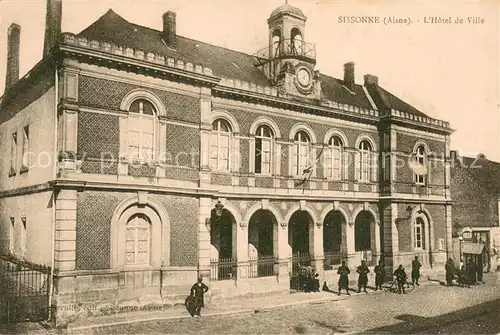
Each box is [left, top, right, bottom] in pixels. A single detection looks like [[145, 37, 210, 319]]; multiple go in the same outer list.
[[323, 251, 342, 270], [0, 256, 51, 323], [290, 252, 311, 274], [254, 39, 316, 63], [210, 257, 236, 281], [248, 256, 276, 279]]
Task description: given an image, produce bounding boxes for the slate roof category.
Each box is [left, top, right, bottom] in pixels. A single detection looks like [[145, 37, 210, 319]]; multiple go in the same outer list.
[[76, 9, 428, 117]]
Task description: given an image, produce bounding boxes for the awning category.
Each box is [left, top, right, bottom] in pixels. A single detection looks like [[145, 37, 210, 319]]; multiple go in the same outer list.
[[461, 243, 485, 255]]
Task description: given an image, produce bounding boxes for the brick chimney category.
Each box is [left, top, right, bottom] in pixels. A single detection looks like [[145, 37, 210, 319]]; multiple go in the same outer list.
[[162, 11, 177, 49], [364, 74, 379, 86], [343, 62, 355, 92], [5, 23, 21, 91], [43, 0, 62, 57]]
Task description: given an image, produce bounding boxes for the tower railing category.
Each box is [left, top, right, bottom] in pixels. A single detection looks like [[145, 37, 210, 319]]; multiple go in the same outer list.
[[253, 39, 316, 66]]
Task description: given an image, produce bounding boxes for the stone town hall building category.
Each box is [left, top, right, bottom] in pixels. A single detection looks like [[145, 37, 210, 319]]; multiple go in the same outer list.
[[0, 0, 453, 323]]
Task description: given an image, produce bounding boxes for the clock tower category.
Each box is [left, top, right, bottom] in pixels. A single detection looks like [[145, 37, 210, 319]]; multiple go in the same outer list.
[[253, 2, 321, 100]]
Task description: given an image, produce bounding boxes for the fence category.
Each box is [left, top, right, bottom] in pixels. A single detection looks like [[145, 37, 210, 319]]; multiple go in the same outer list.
[[323, 251, 342, 270], [210, 257, 236, 281], [290, 252, 311, 291], [0, 256, 51, 323], [248, 256, 276, 279]]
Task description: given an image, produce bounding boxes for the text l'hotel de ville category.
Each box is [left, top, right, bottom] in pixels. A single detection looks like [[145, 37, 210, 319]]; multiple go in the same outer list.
[[338, 16, 485, 25]]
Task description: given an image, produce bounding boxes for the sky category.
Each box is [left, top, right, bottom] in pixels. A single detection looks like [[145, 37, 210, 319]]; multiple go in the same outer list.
[[0, 0, 499, 162]]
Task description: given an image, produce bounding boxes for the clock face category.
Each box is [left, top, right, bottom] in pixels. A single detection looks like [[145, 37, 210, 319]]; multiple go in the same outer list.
[[297, 68, 311, 87]]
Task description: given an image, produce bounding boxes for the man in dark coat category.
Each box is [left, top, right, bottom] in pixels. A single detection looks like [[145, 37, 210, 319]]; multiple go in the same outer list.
[[467, 258, 476, 286], [337, 261, 351, 296], [374, 260, 385, 291], [411, 256, 422, 286], [356, 260, 370, 293], [445, 258, 455, 287], [393, 265, 407, 294], [190, 277, 209, 316]]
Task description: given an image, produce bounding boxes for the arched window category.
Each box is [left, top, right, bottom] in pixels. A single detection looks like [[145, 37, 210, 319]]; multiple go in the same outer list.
[[414, 217, 425, 250], [127, 99, 156, 161], [414, 145, 426, 185], [125, 213, 151, 265], [355, 211, 372, 251], [325, 136, 343, 180], [271, 28, 282, 57], [358, 140, 372, 182], [293, 131, 311, 176], [290, 28, 303, 55], [211, 119, 232, 171], [255, 125, 274, 174]]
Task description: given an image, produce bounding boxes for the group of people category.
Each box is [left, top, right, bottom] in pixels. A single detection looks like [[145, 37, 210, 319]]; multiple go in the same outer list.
[[336, 256, 423, 295], [445, 257, 483, 288]]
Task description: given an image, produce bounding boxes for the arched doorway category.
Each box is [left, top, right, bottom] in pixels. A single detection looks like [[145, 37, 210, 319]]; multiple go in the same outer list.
[[354, 211, 376, 266], [210, 207, 236, 280], [248, 210, 277, 278], [323, 211, 345, 269], [288, 210, 313, 291]]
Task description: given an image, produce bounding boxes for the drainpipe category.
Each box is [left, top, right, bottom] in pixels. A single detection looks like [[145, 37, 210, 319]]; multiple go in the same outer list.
[[48, 58, 58, 321]]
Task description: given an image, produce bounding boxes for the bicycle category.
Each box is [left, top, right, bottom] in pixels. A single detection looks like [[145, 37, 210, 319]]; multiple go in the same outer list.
[[381, 277, 415, 294]]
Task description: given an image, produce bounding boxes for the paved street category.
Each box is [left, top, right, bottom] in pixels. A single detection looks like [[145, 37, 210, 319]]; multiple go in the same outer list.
[[83, 274, 500, 334]]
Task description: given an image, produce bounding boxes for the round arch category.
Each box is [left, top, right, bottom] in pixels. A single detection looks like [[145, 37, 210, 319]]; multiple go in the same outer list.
[[354, 134, 377, 151], [110, 195, 171, 268], [319, 205, 351, 226], [352, 205, 380, 226], [412, 140, 431, 154], [284, 204, 318, 226], [211, 199, 242, 225], [289, 123, 317, 144], [323, 129, 349, 147], [249, 116, 282, 139], [212, 110, 240, 133], [244, 202, 284, 226], [120, 89, 166, 117]]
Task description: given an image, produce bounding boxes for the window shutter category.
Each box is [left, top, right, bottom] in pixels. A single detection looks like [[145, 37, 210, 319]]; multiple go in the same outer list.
[[354, 150, 360, 181], [343, 150, 349, 181], [249, 138, 255, 173], [371, 152, 378, 182], [323, 148, 330, 179]]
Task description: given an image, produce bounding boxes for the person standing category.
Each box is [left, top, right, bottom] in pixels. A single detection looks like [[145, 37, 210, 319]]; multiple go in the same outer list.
[[190, 277, 209, 317], [411, 256, 422, 286], [445, 258, 455, 287], [356, 260, 370, 293], [337, 261, 351, 296], [393, 265, 407, 294], [467, 257, 477, 286], [374, 260, 385, 291]]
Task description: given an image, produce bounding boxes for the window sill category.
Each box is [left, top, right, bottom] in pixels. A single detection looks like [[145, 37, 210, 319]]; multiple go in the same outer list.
[[210, 169, 232, 175], [19, 166, 29, 175]]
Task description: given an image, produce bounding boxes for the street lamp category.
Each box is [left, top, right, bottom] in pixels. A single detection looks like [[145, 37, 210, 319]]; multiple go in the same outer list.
[[214, 201, 224, 217]]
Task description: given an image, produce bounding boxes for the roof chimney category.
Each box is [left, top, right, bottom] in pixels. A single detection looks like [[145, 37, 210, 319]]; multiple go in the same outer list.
[[162, 11, 177, 49], [43, 0, 62, 57], [5, 23, 21, 91], [364, 74, 379, 86], [343, 62, 355, 92]]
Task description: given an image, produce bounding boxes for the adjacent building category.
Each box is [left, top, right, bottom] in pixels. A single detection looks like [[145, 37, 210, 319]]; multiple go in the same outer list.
[[0, 0, 453, 324]]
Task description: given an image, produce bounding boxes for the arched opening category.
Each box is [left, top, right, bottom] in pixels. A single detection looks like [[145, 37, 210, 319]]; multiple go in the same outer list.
[[354, 211, 376, 266], [271, 28, 282, 57], [323, 211, 345, 269], [248, 209, 277, 278], [210, 208, 236, 280], [288, 210, 313, 291], [125, 213, 152, 266], [290, 28, 303, 55]]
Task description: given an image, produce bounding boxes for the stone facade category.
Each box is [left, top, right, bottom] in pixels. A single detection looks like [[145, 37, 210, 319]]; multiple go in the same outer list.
[[0, 1, 454, 327]]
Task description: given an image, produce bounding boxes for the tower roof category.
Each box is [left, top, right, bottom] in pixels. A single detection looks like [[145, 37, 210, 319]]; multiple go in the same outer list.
[[269, 3, 306, 20]]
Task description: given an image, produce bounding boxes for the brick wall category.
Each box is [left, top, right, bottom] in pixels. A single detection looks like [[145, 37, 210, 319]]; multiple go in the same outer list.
[[165, 124, 199, 170], [79, 75, 200, 123], [77, 112, 120, 159], [76, 190, 199, 270], [239, 138, 250, 174]]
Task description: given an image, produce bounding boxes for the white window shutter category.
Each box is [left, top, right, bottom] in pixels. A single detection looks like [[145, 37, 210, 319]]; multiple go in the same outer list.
[[354, 150, 360, 181], [343, 150, 349, 181], [371, 152, 378, 182]]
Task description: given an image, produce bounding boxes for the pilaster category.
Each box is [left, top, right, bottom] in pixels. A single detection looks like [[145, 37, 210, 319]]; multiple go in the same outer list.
[[382, 202, 399, 275], [198, 197, 211, 278], [276, 222, 290, 289], [54, 189, 77, 271], [311, 221, 324, 271], [235, 221, 249, 279], [445, 204, 452, 259]]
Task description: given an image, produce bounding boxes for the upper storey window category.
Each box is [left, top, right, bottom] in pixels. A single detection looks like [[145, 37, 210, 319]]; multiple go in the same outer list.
[[357, 140, 372, 182], [255, 125, 274, 175], [325, 136, 343, 180], [293, 131, 311, 176], [211, 119, 232, 171], [127, 99, 156, 162], [414, 145, 427, 185]]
